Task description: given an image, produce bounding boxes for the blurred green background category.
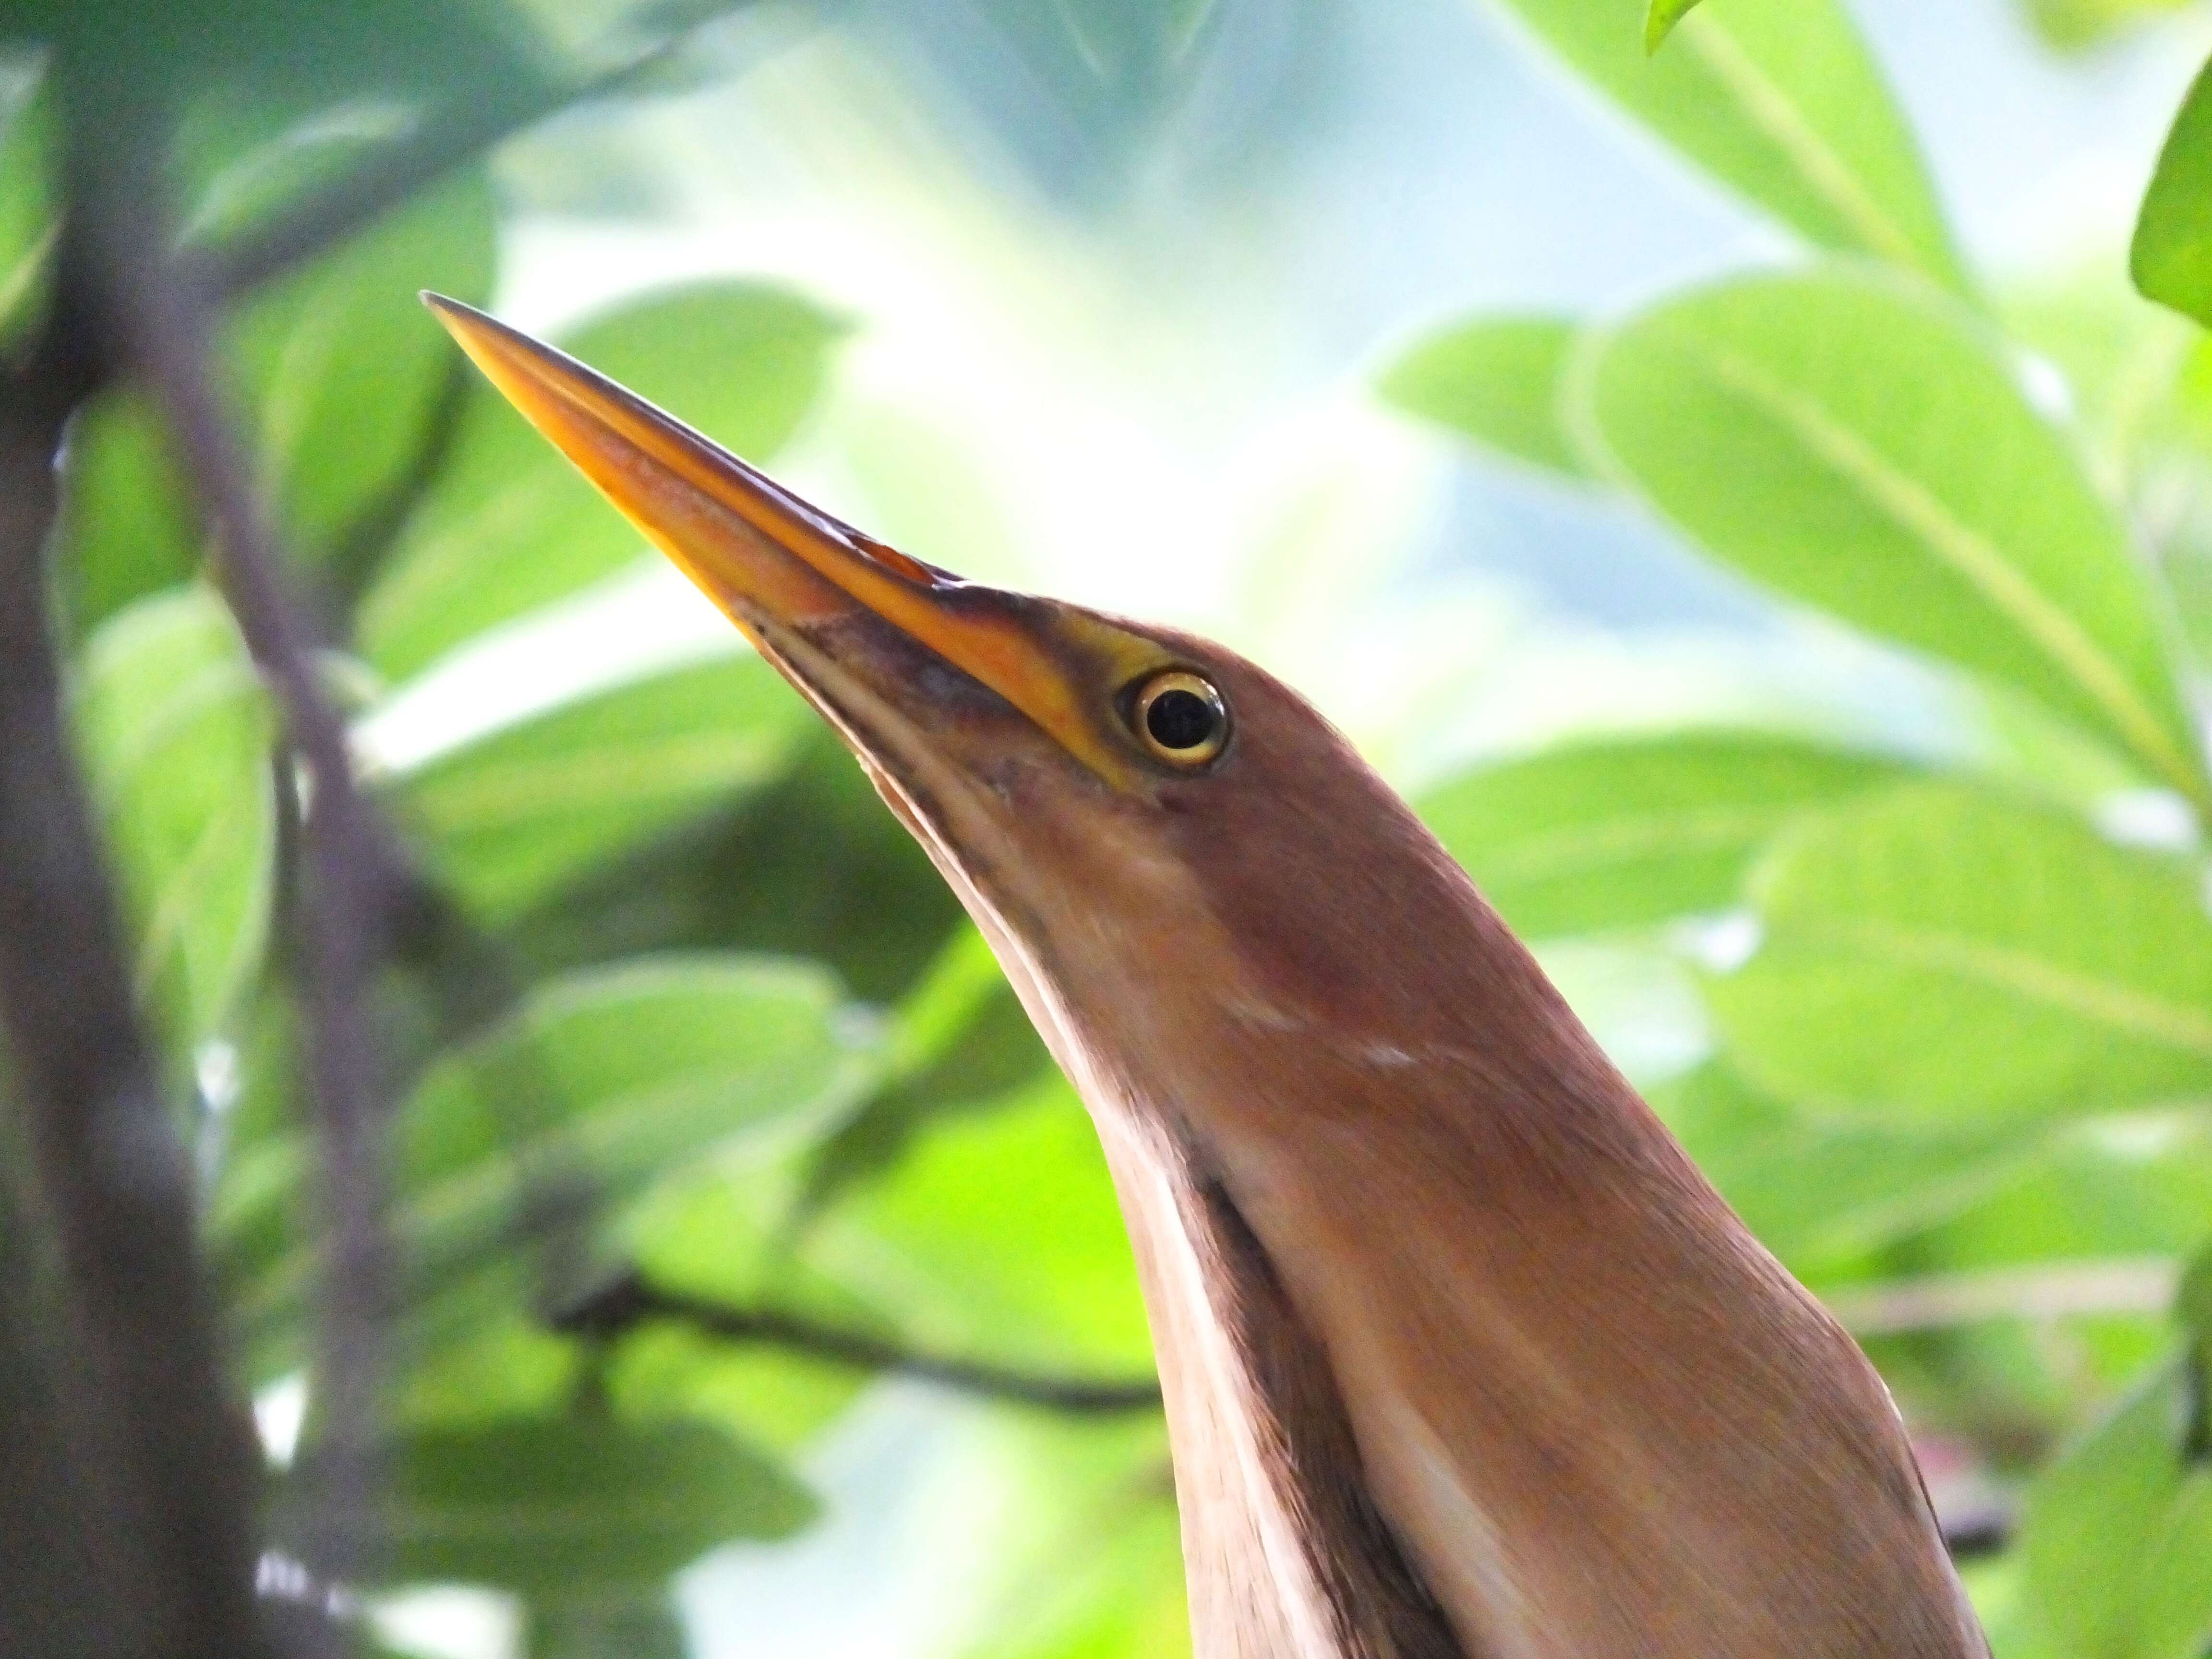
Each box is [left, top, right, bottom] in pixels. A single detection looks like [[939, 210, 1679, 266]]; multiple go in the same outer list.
[[11, 0, 2212, 1654]]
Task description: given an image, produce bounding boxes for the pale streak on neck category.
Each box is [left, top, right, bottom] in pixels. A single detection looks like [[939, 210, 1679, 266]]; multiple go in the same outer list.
[[972, 904, 1350, 1659], [938, 871, 1383, 1659], [1093, 1110, 1347, 1659]]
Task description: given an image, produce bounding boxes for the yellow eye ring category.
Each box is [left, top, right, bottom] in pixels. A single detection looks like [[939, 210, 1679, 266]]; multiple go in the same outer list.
[[1131, 671, 1229, 767]]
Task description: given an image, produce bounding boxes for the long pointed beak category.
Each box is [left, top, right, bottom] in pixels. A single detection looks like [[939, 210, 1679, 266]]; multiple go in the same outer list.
[[421, 293, 1158, 786]]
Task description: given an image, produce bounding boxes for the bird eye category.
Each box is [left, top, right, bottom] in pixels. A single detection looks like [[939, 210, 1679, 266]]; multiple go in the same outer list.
[[1130, 671, 1229, 766]]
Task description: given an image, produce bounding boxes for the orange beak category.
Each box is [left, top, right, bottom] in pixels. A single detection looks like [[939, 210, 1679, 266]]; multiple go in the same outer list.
[[421, 294, 1163, 787]]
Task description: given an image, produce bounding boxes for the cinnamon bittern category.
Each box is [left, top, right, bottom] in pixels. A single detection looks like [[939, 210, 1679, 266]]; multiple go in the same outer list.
[[424, 294, 1989, 1659]]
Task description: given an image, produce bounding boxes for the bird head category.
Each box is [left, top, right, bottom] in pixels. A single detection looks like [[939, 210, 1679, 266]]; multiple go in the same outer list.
[[423, 295, 1485, 1111]]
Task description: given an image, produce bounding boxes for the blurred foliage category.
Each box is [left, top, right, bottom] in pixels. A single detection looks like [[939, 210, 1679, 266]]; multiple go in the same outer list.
[[10, 0, 2212, 1655], [279, 1416, 818, 1596], [62, 167, 500, 633], [1706, 787, 2212, 1124], [2014, 1361, 2212, 1658], [1418, 733, 1918, 938], [2026, 0, 2202, 50], [390, 656, 814, 920], [0, 67, 48, 346], [1377, 316, 1590, 480], [1591, 271, 2200, 795], [2136, 52, 2212, 330], [1486, 0, 1965, 290], [72, 588, 276, 1088], [1642, 0, 1701, 53]]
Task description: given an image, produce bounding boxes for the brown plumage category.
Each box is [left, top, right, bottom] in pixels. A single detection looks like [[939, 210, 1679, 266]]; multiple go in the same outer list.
[[426, 294, 1991, 1659]]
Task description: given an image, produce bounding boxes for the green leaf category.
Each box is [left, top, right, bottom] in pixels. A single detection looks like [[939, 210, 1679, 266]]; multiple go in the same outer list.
[[175, 94, 410, 251], [1653, 1062, 2030, 1274], [1582, 268, 2204, 804], [389, 653, 813, 919], [14, 0, 543, 113], [1418, 730, 1916, 938], [1644, 0, 1699, 53], [2134, 54, 2212, 331], [1486, 0, 1963, 287], [72, 587, 276, 1078], [2020, 1359, 2212, 1659], [2024, 0, 2196, 49], [60, 168, 498, 635], [2002, 267, 2205, 503], [970, 1519, 1190, 1659], [2183, 1244, 2212, 1377], [231, 167, 498, 567], [1689, 1098, 2212, 1436], [528, 1592, 690, 1659], [0, 66, 50, 346], [610, 984, 1051, 1453], [805, 1075, 1152, 1372], [360, 284, 848, 682], [796, 926, 1051, 1222], [399, 951, 873, 1251], [1911, 1123, 2212, 1309], [1866, 1125, 2212, 1423], [221, 953, 879, 1368], [394, 1314, 582, 1430], [507, 730, 967, 1007], [1909, 1120, 2212, 1283], [603, 1314, 873, 1458], [59, 399, 200, 643], [1377, 316, 1589, 479], [281, 1417, 816, 1595], [953, 1429, 1186, 1659], [1706, 784, 2212, 1126]]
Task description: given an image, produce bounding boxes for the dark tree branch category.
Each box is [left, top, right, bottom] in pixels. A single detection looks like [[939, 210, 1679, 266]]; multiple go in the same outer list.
[[0, 120, 276, 1659], [69, 107, 411, 1611], [0, 1146, 130, 1652], [555, 1270, 1167, 1416], [550, 1275, 2026, 1553]]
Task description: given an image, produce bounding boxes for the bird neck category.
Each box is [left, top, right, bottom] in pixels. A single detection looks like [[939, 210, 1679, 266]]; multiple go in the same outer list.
[[1031, 878, 1983, 1659], [967, 792, 1981, 1659], [1090, 1106, 1467, 1659]]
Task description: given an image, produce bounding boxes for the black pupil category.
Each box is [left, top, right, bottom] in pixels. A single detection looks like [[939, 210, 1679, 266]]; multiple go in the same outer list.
[[1146, 687, 1217, 751]]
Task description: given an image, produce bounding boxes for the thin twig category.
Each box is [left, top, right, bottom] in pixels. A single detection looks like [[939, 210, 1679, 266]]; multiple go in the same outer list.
[[1825, 1257, 2179, 1337], [0, 116, 275, 1659], [555, 1270, 1166, 1415], [72, 108, 410, 1609]]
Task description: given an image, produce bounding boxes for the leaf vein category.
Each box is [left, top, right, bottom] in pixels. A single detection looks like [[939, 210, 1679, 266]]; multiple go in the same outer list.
[[1677, 17, 1925, 274], [1705, 348, 2197, 797], [1817, 915, 2212, 1058]]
